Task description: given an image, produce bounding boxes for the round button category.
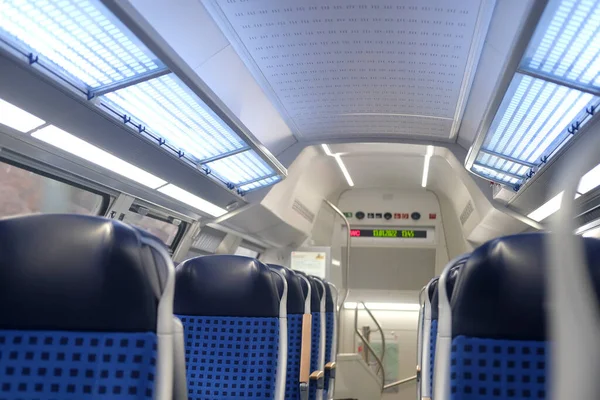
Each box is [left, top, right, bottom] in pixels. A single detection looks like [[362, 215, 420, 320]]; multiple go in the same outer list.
[[411, 212, 421, 221], [384, 212, 392, 220], [356, 211, 365, 220]]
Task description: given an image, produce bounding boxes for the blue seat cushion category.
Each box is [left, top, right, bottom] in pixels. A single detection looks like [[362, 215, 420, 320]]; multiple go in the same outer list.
[[430, 319, 438, 395], [450, 336, 547, 400], [178, 315, 279, 399], [286, 314, 303, 400], [0, 330, 156, 399]]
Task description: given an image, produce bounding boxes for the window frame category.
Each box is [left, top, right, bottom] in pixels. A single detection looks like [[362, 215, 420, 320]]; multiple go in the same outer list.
[[0, 156, 111, 216], [127, 204, 188, 252]]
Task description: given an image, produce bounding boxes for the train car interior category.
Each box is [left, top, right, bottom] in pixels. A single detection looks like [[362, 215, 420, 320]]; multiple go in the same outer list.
[[0, 0, 599, 399]]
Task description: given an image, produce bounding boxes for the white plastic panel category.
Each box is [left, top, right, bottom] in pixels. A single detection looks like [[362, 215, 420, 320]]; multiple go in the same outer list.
[[206, 0, 492, 141]]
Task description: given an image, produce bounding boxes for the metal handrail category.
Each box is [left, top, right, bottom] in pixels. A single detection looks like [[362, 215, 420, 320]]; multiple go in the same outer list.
[[383, 375, 417, 390], [353, 302, 386, 393], [323, 199, 351, 355]]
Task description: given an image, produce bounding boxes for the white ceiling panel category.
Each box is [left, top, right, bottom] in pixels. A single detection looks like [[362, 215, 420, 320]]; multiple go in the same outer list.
[[204, 0, 494, 142]]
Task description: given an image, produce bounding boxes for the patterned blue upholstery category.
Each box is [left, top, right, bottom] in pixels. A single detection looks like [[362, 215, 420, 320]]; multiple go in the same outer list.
[[450, 336, 547, 399], [309, 312, 322, 400], [323, 311, 334, 396], [0, 330, 156, 399], [178, 315, 279, 400], [430, 319, 438, 396], [286, 314, 303, 400]]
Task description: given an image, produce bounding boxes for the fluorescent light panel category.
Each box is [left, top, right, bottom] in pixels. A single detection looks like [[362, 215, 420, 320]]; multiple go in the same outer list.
[[523, 0, 600, 90], [0, 98, 45, 133], [206, 149, 273, 185], [421, 145, 434, 187], [158, 184, 227, 217], [527, 191, 564, 222], [471, 0, 600, 188], [582, 226, 600, 238], [32, 125, 166, 189], [344, 302, 420, 311], [334, 154, 354, 187], [331, 259, 341, 266], [0, 0, 163, 88], [0, 1, 282, 193]]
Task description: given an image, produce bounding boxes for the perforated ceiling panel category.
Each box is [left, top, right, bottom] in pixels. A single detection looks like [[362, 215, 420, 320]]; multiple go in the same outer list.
[[205, 0, 493, 141]]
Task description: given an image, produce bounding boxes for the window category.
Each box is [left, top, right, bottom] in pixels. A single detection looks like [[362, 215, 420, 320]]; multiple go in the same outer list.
[[0, 160, 107, 218], [123, 207, 183, 247]]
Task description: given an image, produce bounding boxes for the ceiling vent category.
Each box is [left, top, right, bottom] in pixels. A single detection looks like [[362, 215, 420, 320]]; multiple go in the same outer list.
[[292, 198, 316, 223], [460, 201, 474, 226]]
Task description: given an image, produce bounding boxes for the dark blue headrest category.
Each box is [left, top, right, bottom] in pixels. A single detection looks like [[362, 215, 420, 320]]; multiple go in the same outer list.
[[450, 233, 600, 341], [446, 263, 464, 300], [0, 214, 162, 332], [268, 264, 305, 314], [295, 270, 321, 312], [175, 255, 279, 317], [325, 283, 335, 313]]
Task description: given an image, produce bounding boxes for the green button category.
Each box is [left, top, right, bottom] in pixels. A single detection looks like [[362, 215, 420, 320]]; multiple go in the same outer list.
[[344, 212, 353, 218]]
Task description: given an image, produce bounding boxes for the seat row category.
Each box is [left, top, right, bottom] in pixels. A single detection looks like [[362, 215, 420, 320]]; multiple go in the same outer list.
[[0, 214, 338, 400], [417, 233, 600, 400]]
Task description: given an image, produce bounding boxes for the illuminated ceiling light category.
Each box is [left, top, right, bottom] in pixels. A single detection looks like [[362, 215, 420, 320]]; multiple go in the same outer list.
[[321, 144, 334, 156], [32, 125, 166, 189], [158, 184, 227, 217], [334, 154, 354, 187], [331, 259, 341, 266], [527, 191, 564, 222], [343, 302, 420, 311], [0, 0, 163, 88], [582, 227, 600, 238], [421, 145, 434, 188], [0, 98, 45, 133], [467, 0, 600, 189], [577, 163, 600, 195]]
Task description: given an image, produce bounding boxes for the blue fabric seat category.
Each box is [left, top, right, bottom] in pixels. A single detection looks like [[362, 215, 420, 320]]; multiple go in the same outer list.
[[268, 265, 306, 400], [449, 234, 551, 400], [174, 255, 285, 400], [421, 277, 439, 399], [0, 214, 175, 399]]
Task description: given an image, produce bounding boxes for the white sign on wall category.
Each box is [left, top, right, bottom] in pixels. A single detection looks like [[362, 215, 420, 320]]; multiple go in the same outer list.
[[291, 251, 327, 278]]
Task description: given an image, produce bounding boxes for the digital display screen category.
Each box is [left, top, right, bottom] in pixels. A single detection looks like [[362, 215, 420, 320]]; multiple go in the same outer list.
[[350, 229, 427, 238]]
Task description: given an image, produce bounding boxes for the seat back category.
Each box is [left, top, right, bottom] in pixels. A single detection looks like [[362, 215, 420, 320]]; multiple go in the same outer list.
[[0, 214, 175, 399], [174, 255, 284, 400], [324, 282, 338, 399], [433, 254, 470, 400], [268, 265, 306, 400], [449, 234, 547, 400], [421, 277, 439, 400], [417, 285, 427, 399], [295, 271, 324, 400]]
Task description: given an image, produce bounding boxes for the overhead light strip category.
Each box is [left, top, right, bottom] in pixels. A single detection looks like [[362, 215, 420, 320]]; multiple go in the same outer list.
[[31, 125, 167, 189], [422, 145, 434, 188], [0, 0, 283, 193], [527, 191, 564, 222], [322, 144, 354, 187], [158, 184, 227, 217], [466, 0, 600, 190], [343, 302, 420, 311], [0, 97, 45, 133]]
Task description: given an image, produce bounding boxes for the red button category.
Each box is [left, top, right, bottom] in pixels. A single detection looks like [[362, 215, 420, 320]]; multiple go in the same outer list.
[[429, 213, 437, 219]]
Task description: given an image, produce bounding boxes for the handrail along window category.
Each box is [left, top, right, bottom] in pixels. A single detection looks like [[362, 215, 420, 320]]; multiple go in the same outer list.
[[0, 0, 284, 194]]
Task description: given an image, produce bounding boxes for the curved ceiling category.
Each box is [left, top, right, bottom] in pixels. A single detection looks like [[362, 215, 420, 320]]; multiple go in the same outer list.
[[204, 0, 495, 142]]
